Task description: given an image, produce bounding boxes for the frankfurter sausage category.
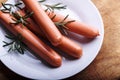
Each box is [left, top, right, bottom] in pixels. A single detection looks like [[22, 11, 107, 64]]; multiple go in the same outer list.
[[22, 0, 63, 46], [18, 9, 82, 58], [47, 11, 99, 38], [58, 36, 82, 58], [0, 11, 62, 67]]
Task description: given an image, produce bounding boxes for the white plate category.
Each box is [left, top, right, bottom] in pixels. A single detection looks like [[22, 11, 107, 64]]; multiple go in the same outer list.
[[0, 0, 104, 79]]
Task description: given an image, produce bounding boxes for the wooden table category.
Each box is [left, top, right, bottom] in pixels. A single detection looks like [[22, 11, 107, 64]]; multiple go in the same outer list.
[[0, 0, 120, 80]]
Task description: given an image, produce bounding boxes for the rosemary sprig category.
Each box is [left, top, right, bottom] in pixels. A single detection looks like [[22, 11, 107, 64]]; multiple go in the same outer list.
[[1, 2, 33, 26], [11, 11, 33, 26], [3, 34, 26, 54], [53, 15, 75, 35], [44, 3, 66, 12], [1, 2, 22, 14]]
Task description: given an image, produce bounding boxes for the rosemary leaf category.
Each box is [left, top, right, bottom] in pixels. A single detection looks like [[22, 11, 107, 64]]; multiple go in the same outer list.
[[14, 2, 22, 6], [3, 41, 10, 47], [65, 20, 75, 24], [51, 14, 56, 20], [1, 9, 10, 13], [38, 0, 46, 3], [62, 14, 69, 22], [5, 35, 14, 39], [8, 46, 12, 52], [2, 3, 13, 6], [24, 12, 34, 19]]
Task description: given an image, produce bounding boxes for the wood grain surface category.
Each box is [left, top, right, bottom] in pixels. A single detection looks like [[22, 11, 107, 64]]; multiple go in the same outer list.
[[0, 0, 120, 80]]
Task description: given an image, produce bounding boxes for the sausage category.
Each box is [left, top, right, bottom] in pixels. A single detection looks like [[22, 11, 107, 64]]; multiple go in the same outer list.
[[58, 36, 82, 58], [22, 0, 63, 46], [17, 9, 82, 58], [47, 11, 99, 38], [0, 11, 62, 67]]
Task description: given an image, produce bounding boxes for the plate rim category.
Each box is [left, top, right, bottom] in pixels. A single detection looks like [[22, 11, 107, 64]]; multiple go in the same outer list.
[[0, 0, 104, 79]]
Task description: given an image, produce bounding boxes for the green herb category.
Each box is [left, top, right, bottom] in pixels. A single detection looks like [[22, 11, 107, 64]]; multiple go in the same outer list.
[[53, 15, 75, 35], [3, 34, 26, 54], [38, 0, 46, 3], [51, 14, 56, 20], [1, 2, 22, 14], [44, 3, 66, 12], [38, 0, 66, 11], [11, 11, 33, 26], [14, 2, 23, 10], [1, 2, 34, 26]]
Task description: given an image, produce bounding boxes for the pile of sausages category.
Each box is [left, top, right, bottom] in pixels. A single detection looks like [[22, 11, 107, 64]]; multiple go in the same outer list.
[[0, 0, 99, 67]]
